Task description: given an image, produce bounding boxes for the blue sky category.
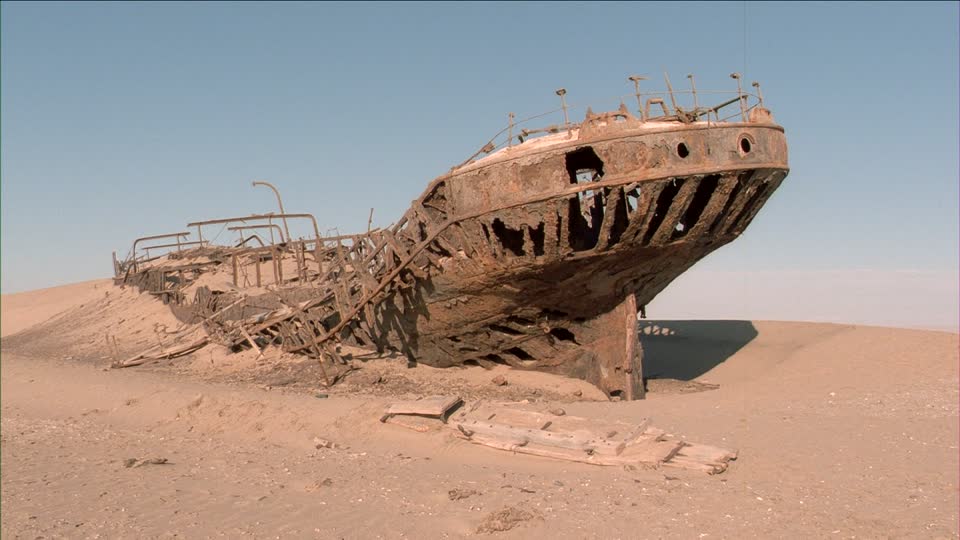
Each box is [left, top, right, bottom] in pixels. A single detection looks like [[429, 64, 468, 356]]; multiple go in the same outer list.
[[2, 2, 958, 329]]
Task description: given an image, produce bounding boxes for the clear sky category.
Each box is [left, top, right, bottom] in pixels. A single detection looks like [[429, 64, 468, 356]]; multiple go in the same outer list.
[[2, 2, 958, 330]]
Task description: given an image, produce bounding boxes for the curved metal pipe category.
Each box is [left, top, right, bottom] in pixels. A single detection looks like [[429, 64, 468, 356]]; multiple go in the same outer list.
[[252, 181, 291, 241], [236, 234, 265, 248], [131, 232, 190, 272], [228, 224, 286, 244]]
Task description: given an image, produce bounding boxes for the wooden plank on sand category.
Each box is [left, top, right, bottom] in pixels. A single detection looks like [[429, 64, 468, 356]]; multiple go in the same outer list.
[[383, 415, 440, 433], [380, 396, 463, 423], [464, 406, 651, 449]]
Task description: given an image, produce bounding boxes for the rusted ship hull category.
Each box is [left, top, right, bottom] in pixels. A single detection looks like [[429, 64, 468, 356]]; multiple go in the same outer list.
[[114, 81, 788, 400], [364, 120, 788, 397]]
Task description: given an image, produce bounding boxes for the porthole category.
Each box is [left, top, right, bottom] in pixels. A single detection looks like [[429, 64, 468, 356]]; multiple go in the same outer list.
[[737, 133, 756, 157]]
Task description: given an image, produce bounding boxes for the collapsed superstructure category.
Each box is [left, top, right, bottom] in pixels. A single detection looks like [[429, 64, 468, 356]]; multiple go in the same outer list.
[[114, 74, 789, 400]]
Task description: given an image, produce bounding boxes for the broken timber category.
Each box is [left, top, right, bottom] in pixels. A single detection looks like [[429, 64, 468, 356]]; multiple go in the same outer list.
[[379, 396, 464, 424], [381, 398, 737, 474], [112, 75, 789, 399]]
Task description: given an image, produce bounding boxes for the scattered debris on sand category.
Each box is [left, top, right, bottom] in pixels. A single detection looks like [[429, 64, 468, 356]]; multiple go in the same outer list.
[[122, 457, 170, 468], [448, 488, 480, 501], [477, 506, 544, 534]]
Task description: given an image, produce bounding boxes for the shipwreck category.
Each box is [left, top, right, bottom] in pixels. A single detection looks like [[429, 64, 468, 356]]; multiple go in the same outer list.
[[113, 73, 789, 400]]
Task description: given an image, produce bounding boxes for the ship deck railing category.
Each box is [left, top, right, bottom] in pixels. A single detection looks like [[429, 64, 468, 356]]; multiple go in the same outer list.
[[455, 84, 766, 171]]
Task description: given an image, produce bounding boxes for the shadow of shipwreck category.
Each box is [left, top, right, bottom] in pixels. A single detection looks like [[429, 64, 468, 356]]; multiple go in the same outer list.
[[639, 320, 759, 381]]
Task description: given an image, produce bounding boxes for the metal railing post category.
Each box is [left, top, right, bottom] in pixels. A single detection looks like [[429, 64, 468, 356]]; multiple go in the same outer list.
[[752, 81, 764, 108], [730, 73, 746, 121], [628, 75, 647, 122], [663, 72, 680, 116]]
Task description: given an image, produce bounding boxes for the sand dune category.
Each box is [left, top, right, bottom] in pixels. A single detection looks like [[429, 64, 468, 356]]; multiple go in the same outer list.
[[2, 280, 957, 538], [1, 279, 114, 337]]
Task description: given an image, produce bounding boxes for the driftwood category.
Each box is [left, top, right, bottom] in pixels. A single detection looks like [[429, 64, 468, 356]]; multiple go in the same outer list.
[[112, 336, 209, 368]]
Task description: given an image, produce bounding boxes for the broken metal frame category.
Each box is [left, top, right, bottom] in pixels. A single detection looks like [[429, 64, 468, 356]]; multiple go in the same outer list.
[[228, 224, 286, 245], [129, 232, 192, 273], [143, 240, 207, 259], [187, 213, 320, 246], [237, 234, 266, 248]]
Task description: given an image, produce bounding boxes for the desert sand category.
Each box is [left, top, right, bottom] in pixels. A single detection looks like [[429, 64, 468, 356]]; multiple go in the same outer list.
[[1, 280, 957, 539]]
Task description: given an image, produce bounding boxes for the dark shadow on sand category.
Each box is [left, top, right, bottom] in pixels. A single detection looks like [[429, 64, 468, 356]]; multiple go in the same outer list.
[[639, 320, 758, 381]]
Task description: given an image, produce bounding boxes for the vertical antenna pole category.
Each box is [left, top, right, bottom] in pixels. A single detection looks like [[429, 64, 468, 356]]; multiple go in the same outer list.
[[663, 71, 679, 115], [507, 112, 515, 147], [628, 75, 647, 122], [730, 72, 746, 121], [687, 74, 699, 113], [743, 0, 748, 81], [556, 88, 568, 126]]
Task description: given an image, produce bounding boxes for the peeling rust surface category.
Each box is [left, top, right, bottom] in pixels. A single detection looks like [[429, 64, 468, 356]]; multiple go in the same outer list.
[[113, 82, 789, 400]]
